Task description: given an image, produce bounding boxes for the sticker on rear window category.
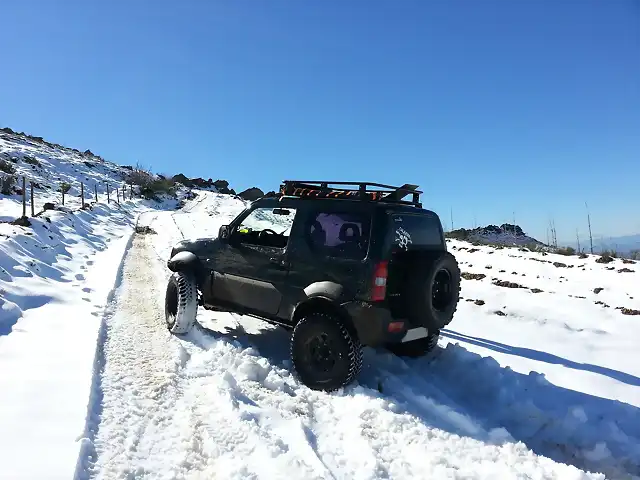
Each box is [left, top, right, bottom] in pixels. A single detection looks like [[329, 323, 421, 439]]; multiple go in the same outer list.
[[395, 227, 412, 250]]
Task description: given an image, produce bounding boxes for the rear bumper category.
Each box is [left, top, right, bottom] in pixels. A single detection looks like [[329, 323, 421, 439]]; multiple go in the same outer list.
[[343, 301, 430, 347]]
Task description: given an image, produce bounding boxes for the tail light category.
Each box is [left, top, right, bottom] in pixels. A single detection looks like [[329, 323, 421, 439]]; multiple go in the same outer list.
[[370, 260, 388, 301]]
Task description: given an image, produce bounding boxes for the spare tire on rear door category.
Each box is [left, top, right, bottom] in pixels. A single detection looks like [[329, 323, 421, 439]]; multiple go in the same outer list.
[[404, 251, 460, 331]]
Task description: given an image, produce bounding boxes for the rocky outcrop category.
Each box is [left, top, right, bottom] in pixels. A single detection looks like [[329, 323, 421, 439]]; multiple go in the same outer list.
[[238, 187, 264, 201]]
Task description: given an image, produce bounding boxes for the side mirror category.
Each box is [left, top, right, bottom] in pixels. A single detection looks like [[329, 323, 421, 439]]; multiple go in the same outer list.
[[218, 225, 230, 242]]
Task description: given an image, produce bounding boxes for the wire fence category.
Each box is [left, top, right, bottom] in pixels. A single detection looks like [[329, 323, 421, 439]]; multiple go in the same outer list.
[[1, 170, 136, 220]]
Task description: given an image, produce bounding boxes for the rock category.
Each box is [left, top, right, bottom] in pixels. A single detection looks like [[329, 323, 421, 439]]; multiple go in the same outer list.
[[596, 254, 614, 264], [493, 279, 524, 289], [595, 300, 610, 308], [213, 179, 229, 190], [553, 262, 567, 268], [461, 272, 486, 281], [238, 187, 265, 201], [11, 216, 31, 227], [593, 287, 604, 294], [578, 253, 588, 259], [474, 299, 485, 306], [135, 225, 156, 235], [530, 288, 543, 293], [618, 268, 634, 273], [622, 258, 636, 264], [494, 310, 507, 316], [618, 307, 640, 316], [84, 149, 93, 156], [43, 202, 56, 211]]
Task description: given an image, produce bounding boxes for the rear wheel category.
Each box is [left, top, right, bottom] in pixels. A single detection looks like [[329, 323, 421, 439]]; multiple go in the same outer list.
[[291, 313, 363, 391], [387, 330, 440, 358], [165, 272, 198, 334], [405, 252, 460, 331]]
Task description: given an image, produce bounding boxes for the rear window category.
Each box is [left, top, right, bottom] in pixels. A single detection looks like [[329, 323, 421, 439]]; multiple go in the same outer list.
[[389, 213, 443, 249]]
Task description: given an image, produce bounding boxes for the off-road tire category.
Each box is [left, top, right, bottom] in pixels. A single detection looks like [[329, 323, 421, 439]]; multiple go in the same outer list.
[[405, 252, 460, 331], [165, 271, 198, 334], [387, 330, 440, 358], [291, 313, 363, 392]]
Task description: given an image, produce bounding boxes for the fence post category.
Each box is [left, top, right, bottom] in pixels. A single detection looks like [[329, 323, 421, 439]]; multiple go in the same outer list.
[[130, 184, 133, 200], [22, 177, 26, 217], [116, 187, 120, 203], [62, 183, 65, 206], [81, 182, 85, 209], [95, 184, 98, 203], [122, 184, 126, 201], [107, 183, 110, 203], [30, 181, 34, 216]]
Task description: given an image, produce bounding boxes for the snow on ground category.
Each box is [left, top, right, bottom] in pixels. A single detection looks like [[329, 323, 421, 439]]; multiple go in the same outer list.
[[1, 164, 639, 480], [1, 131, 136, 221], [71, 192, 640, 480], [0, 129, 193, 479]]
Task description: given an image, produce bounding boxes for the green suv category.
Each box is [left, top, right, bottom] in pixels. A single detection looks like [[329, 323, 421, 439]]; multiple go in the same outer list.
[[165, 180, 460, 391]]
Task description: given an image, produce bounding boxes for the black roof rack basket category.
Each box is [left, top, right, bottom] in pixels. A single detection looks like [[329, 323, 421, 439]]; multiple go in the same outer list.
[[279, 180, 422, 206]]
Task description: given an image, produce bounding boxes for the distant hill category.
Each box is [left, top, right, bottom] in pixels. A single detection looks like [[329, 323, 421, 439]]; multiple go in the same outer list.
[[561, 233, 640, 257], [446, 224, 544, 248]]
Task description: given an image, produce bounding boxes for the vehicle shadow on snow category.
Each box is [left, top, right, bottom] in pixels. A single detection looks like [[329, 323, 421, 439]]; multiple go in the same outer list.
[[186, 315, 640, 479], [442, 329, 640, 387], [367, 334, 640, 479]]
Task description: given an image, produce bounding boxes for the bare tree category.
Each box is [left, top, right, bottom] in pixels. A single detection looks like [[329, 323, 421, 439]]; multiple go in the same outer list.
[[548, 218, 557, 248], [576, 229, 581, 252], [450, 207, 454, 232], [586, 202, 594, 254]]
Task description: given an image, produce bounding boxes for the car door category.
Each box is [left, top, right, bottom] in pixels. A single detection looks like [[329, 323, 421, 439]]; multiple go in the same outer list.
[[210, 202, 298, 317], [285, 204, 374, 304]]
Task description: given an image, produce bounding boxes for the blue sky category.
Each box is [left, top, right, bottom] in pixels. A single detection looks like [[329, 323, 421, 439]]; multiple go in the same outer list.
[[1, 0, 638, 242]]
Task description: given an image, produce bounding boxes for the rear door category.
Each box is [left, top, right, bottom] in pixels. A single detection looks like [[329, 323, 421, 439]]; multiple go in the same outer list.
[[285, 203, 375, 308]]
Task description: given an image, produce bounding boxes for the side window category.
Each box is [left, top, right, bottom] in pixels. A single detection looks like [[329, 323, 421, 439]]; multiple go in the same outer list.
[[305, 211, 371, 260], [233, 207, 297, 248]]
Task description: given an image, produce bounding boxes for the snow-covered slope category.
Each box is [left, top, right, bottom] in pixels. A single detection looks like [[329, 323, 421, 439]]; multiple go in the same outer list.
[[0, 130, 139, 221]]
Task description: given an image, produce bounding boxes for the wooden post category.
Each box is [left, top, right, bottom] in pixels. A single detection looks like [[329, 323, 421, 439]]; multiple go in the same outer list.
[[62, 184, 65, 206], [95, 184, 98, 202], [130, 184, 133, 199], [107, 183, 110, 203], [22, 177, 26, 217], [116, 187, 120, 203], [30, 181, 35, 217], [81, 182, 85, 209], [122, 184, 126, 201]]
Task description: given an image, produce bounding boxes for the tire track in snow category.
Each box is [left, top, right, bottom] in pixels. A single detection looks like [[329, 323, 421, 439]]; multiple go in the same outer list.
[[83, 232, 335, 480]]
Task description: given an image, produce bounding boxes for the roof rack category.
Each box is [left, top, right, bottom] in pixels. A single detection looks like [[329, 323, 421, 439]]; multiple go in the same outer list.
[[279, 180, 422, 207]]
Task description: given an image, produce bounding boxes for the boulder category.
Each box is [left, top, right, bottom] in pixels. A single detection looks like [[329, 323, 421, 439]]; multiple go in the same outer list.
[[238, 187, 264, 201], [43, 202, 56, 211], [213, 179, 229, 190]]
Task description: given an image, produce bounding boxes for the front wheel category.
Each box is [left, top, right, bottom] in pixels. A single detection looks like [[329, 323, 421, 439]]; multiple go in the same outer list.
[[165, 271, 198, 334], [291, 313, 363, 392]]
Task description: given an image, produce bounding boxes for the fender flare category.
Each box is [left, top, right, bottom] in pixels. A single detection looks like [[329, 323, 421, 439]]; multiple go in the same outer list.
[[167, 251, 206, 285], [291, 282, 357, 336], [302, 281, 343, 302]]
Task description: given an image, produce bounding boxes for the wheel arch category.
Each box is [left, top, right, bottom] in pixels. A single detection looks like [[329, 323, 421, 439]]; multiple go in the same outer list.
[[291, 296, 358, 339], [167, 251, 206, 288]]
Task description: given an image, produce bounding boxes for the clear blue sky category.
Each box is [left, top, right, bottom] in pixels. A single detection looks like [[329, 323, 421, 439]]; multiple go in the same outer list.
[[2, 0, 638, 241]]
